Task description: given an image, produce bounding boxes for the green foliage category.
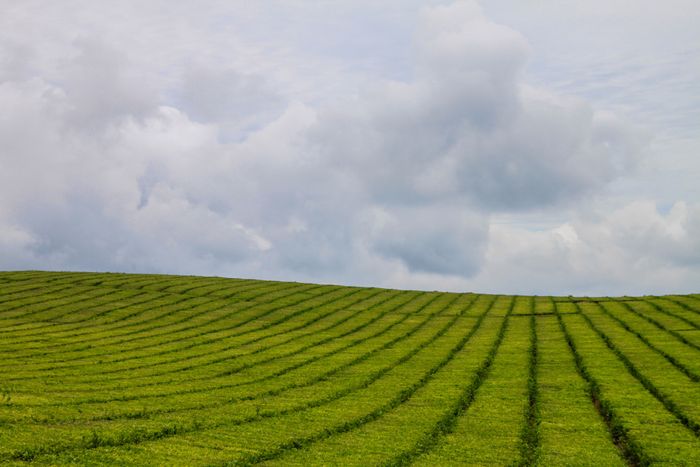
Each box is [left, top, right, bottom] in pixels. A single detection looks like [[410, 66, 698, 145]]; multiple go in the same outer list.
[[0, 271, 698, 465]]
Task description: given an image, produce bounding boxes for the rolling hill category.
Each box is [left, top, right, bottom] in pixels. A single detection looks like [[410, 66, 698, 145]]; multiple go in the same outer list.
[[0, 271, 699, 465]]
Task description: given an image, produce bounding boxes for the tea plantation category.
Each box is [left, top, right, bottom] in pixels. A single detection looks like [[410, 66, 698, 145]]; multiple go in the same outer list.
[[0, 271, 698, 465]]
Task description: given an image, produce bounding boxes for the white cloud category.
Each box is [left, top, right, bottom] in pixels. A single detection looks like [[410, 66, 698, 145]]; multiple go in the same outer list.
[[470, 201, 700, 295], [0, 1, 695, 294]]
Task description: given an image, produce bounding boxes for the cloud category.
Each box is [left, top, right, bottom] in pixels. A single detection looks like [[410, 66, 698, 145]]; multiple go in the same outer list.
[[0, 0, 677, 294], [178, 65, 285, 141], [471, 201, 700, 295], [59, 38, 158, 129], [366, 205, 488, 276], [311, 2, 647, 211]]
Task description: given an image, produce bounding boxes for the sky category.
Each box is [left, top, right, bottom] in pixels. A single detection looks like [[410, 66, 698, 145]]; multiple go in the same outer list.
[[1, 0, 698, 295]]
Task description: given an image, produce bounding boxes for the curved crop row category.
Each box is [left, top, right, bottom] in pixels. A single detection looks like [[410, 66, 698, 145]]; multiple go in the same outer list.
[[0, 271, 698, 465]]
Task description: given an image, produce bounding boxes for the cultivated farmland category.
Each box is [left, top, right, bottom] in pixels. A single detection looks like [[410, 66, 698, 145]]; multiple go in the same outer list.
[[0, 271, 699, 465]]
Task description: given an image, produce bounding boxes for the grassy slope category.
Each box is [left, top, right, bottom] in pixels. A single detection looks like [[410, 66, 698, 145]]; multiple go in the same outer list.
[[0, 271, 698, 466]]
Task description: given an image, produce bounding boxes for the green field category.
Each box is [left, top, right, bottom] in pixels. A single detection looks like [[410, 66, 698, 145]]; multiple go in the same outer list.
[[0, 271, 699, 465]]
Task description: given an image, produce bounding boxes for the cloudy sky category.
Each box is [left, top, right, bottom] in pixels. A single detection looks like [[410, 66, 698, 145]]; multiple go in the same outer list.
[[1, 0, 699, 295]]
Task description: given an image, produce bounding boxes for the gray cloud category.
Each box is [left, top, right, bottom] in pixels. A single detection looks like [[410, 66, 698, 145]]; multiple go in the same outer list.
[[368, 205, 488, 276], [179, 65, 284, 141], [61, 38, 157, 128], [0, 0, 692, 294], [311, 3, 647, 212]]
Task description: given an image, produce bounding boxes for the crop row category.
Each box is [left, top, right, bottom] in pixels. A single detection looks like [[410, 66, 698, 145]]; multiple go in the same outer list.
[[1, 272, 699, 465]]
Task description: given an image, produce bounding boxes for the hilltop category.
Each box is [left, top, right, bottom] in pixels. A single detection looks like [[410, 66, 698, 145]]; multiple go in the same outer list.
[[0, 271, 698, 465]]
